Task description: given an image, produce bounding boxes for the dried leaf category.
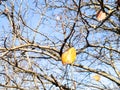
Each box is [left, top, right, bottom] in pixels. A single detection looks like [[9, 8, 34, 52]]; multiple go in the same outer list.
[[96, 10, 106, 21]]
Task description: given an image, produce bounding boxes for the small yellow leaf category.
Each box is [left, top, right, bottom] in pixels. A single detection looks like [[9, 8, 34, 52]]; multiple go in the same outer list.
[[93, 74, 100, 81], [61, 47, 76, 65]]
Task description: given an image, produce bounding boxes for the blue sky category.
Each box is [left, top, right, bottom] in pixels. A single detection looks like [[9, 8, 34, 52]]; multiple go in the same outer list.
[[0, 0, 120, 89]]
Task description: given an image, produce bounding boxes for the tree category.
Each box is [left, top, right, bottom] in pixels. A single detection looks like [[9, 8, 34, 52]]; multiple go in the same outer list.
[[0, 0, 120, 90]]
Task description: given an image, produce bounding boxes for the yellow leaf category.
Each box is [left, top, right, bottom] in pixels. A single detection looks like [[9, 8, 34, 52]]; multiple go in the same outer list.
[[61, 47, 76, 65], [93, 74, 100, 81]]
